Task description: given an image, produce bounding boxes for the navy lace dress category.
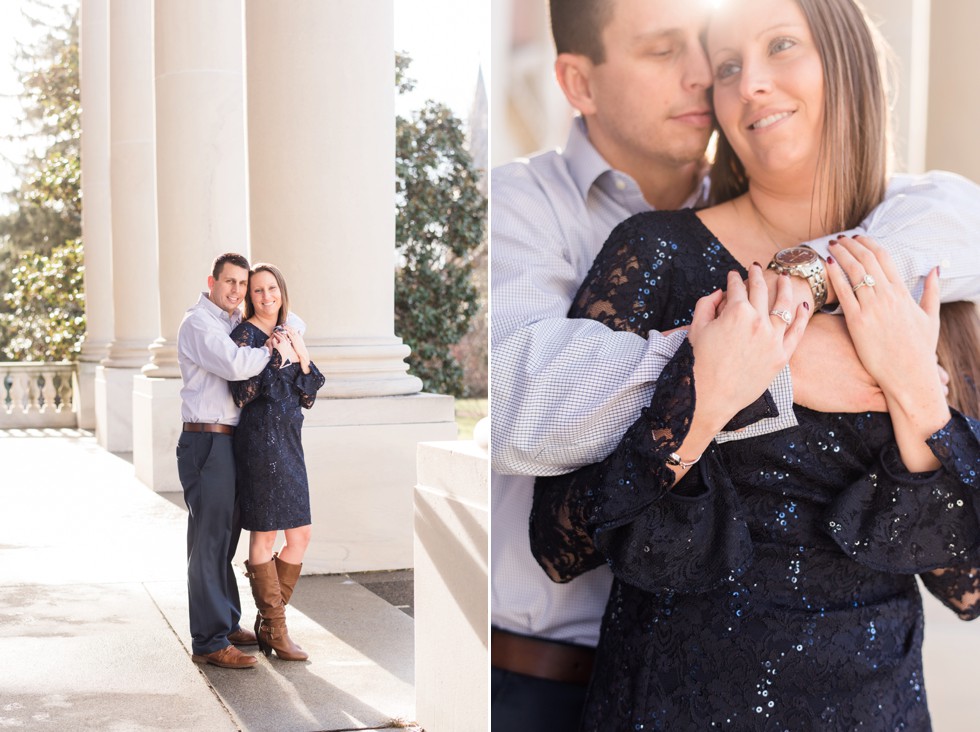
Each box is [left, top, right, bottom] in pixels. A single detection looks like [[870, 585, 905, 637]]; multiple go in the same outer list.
[[530, 209, 980, 731], [230, 321, 326, 531]]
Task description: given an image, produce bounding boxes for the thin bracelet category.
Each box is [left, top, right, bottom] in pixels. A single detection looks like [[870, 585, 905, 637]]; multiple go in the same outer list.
[[666, 451, 701, 469]]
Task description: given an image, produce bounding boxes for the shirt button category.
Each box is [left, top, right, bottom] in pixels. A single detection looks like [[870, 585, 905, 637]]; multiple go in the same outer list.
[[615, 178, 626, 191], [940, 259, 951, 270]]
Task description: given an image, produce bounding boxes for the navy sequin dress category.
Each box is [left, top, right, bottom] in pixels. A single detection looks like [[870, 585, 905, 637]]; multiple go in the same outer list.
[[230, 321, 326, 531], [530, 210, 980, 731]]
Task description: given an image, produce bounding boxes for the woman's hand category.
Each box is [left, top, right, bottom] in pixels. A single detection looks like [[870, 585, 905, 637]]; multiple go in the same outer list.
[[271, 332, 298, 366], [825, 235, 949, 470], [825, 235, 942, 398], [280, 325, 311, 372], [656, 266, 810, 482], [688, 265, 811, 432]]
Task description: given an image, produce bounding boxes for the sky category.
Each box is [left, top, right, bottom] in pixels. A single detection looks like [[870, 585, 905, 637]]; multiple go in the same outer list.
[[0, 3, 39, 199], [394, 0, 488, 121], [0, 0, 488, 205]]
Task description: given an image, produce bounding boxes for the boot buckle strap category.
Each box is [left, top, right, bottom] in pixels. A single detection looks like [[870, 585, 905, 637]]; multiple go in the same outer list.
[[260, 624, 284, 640]]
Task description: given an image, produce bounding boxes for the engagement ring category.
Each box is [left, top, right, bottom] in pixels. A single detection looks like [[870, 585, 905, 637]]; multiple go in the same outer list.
[[769, 309, 793, 326], [851, 274, 876, 292]]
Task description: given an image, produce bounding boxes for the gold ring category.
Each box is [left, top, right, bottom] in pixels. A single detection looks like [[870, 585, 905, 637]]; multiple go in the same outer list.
[[769, 309, 792, 325]]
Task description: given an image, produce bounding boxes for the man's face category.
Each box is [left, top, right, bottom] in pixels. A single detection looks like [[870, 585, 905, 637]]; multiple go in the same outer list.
[[207, 263, 249, 316], [584, 0, 713, 174]]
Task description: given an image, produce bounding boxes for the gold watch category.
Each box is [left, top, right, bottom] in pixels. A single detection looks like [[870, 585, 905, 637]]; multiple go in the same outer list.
[[768, 246, 828, 310]]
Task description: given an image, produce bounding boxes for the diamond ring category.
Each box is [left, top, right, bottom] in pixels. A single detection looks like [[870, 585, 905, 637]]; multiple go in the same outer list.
[[769, 309, 793, 326], [851, 274, 877, 292]]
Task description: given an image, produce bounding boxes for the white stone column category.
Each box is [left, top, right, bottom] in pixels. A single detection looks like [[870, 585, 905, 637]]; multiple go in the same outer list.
[[243, 0, 456, 572], [925, 1, 980, 181], [133, 0, 248, 491], [97, 0, 159, 453], [77, 0, 113, 431], [246, 0, 420, 398]]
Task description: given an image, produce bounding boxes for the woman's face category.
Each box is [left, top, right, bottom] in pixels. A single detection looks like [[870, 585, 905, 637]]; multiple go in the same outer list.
[[248, 270, 281, 319], [707, 0, 825, 186]]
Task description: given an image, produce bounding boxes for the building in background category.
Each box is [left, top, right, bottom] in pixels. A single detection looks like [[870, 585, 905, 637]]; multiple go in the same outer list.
[[77, 0, 458, 574]]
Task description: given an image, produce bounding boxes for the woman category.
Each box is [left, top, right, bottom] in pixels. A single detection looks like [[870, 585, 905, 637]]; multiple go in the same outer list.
[[530, 0, 980, 728], [231, 263, 325, 662]]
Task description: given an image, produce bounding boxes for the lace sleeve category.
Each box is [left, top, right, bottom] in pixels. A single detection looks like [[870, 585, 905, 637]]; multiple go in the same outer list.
[[824, 410, 980, 573], [569, 214, 776, 428], [921, 564, 980, 620], [531, 341, 754, 592], [529, 213, 761, 589], [294, 361, 325, 409], [230, 327, 281, 408]]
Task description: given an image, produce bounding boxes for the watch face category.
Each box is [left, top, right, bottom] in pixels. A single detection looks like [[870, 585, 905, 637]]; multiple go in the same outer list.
[[776, 247, 817, 266]]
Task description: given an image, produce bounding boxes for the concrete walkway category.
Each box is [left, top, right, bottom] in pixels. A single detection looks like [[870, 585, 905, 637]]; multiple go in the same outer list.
[[0, 429, 418, 732], [2, 429, 977, 731]]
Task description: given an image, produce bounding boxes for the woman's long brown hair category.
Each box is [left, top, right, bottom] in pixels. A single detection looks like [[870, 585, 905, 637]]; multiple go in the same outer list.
[[937, 301, 980, 419]]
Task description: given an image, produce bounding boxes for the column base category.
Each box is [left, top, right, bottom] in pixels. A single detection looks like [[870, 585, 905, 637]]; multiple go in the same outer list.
[[414, 440, 489, 732], [133, 376, 183, 492], [95, 365, 140, 452], [235, 392, 456, 573], [77, 339, 111, 431], [75, 361, 99, 430], [309, 338, 424, 397]]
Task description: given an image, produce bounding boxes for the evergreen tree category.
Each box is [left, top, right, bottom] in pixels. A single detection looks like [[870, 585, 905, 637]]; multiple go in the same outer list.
[[0, 0, 82, 360], [395, 54, 485, 396], [1, 239, 84, 361]]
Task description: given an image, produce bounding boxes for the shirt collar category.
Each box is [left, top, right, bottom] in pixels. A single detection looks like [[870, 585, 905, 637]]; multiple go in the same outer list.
[[196, 291, 243, 326], [563, 115, 711, 210], [564, 117, 614, 201]]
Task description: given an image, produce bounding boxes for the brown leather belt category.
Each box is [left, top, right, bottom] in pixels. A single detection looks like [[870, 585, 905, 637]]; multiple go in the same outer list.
[[491, 628, 595, 686], [182, 422, 235, 436]]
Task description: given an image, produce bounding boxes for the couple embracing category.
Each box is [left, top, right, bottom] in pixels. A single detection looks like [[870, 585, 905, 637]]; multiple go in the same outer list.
[[176, 253, 325, 669], [492, 0, 980, 729]]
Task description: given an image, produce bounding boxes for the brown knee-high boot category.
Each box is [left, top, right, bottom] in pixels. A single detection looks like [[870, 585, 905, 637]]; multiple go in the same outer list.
[[244, 559, 308, 661], [273, 552, 302, 605]]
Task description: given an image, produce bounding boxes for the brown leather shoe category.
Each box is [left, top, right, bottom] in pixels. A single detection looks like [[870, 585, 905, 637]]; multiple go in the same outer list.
[[191, 645, 257, 669], [227, 627, 258, 646]]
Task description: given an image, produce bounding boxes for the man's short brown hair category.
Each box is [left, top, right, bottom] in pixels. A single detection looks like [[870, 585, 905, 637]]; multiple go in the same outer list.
[[549, 0, 615, 64], [212, 252, 250, 279]]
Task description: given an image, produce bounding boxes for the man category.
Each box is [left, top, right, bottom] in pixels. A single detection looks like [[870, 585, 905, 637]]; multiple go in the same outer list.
[[176, 252, 276, 670], [490, 0, 980, 728]]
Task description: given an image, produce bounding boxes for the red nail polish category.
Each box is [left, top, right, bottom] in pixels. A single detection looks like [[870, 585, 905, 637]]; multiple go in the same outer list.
[[827, 256, 835, 265], [803, 302, 810, 311], [753, 261, 761, 268], [828, 239, 838, 246]]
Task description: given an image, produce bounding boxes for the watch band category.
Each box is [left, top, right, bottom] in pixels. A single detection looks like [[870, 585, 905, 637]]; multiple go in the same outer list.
[[767, 250, 828, 310]]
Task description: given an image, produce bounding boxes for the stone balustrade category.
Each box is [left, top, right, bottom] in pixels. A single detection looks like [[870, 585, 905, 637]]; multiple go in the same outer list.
[[0, 362, 78, 429]]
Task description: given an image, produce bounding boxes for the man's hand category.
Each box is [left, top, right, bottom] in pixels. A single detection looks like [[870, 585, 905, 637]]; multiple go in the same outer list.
[[790, 313, 887, 412]]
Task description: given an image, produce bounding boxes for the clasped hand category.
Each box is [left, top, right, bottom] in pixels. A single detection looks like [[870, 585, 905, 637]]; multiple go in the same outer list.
[[268, 325, 309, 369], [687, 266, 811, 432]]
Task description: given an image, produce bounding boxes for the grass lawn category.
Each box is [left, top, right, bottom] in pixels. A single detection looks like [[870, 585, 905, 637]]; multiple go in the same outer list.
[[455, 398, 487, 441]]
